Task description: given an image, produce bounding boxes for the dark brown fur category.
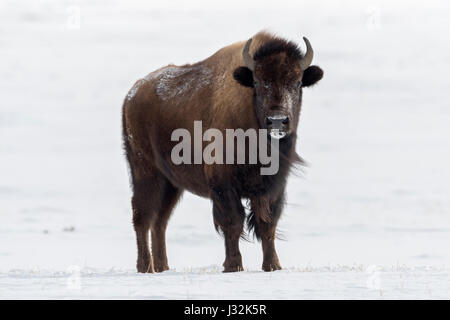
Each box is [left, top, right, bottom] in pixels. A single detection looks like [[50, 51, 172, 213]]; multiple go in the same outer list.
[[122, 31, 323, 273]]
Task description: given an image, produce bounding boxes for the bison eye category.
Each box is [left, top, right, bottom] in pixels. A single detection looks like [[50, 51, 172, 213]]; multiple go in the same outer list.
[[296, 81, 302, 89]]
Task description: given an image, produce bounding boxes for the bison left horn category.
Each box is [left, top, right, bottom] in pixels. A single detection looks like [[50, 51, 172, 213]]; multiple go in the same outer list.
[[299, 37, 314, 70], [242, 38, 255, 71]]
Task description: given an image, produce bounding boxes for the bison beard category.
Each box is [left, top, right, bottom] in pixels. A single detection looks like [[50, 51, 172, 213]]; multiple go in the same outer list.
[[122, 31, 323, 273]]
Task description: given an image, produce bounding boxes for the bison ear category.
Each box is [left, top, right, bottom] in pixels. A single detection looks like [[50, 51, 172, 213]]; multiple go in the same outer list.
[[233, 67, 254, 88], [301, 65, 323, 87]]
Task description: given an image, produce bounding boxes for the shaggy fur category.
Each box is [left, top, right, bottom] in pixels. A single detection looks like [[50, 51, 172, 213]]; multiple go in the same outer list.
[[253, 38, 303, 61]]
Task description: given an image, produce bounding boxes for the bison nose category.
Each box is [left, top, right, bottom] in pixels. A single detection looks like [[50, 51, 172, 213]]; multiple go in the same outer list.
[[266, 115, 289, 139], [266, 115, 289, 129]]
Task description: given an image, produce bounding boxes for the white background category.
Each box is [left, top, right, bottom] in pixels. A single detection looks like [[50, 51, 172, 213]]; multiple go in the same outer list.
[[1, 0, 449, 299]]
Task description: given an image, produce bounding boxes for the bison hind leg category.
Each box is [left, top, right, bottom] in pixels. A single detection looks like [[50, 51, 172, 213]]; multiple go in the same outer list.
[[151, 181, 182, 272], [130, 171, 182, 273], [131, 177, 159, 273]]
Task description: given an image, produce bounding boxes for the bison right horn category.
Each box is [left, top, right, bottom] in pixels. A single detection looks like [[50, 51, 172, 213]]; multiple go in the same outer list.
[[242, 38, 255, 71]]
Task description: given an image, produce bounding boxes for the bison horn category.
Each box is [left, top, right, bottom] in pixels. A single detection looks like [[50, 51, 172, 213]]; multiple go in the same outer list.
[[299, 37, 314, 70], [242, 38, 255, 71]]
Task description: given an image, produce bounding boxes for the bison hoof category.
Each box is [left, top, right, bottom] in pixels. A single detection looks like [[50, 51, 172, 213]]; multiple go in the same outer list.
[[223, 255, 243, 272], [137, 266, 155, 273], [154, 264, 169, 273], [137, 260, 154, 273], [223, 265, 244, 273], [262, 263, 282, 272]]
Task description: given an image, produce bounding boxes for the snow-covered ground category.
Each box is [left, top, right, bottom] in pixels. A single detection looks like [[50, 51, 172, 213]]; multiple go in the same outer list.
[[1, 0, 450, 299]]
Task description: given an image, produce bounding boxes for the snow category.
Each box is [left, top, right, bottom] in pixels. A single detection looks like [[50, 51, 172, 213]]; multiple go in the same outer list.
[[153, 65, 213, 101], [1, 0, 450, 299], [1, 266, 449, 299], [126, 79, 146, 102]]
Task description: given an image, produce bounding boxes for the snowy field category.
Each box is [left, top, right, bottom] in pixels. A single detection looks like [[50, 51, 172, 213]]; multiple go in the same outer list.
[[1, 0, 450, 299]]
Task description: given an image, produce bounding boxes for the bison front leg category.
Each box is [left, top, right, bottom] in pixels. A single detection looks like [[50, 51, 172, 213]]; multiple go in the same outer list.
[[260, 225, 282, 272], [250, 193, 285, 272], [211, 187, 245, 272]]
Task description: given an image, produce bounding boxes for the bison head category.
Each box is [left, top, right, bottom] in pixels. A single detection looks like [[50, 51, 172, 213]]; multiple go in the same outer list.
[[233, 37, 323, 139]]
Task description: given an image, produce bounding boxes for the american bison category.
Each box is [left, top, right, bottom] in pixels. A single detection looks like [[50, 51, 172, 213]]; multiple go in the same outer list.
[[122, 31, 323, 273]]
